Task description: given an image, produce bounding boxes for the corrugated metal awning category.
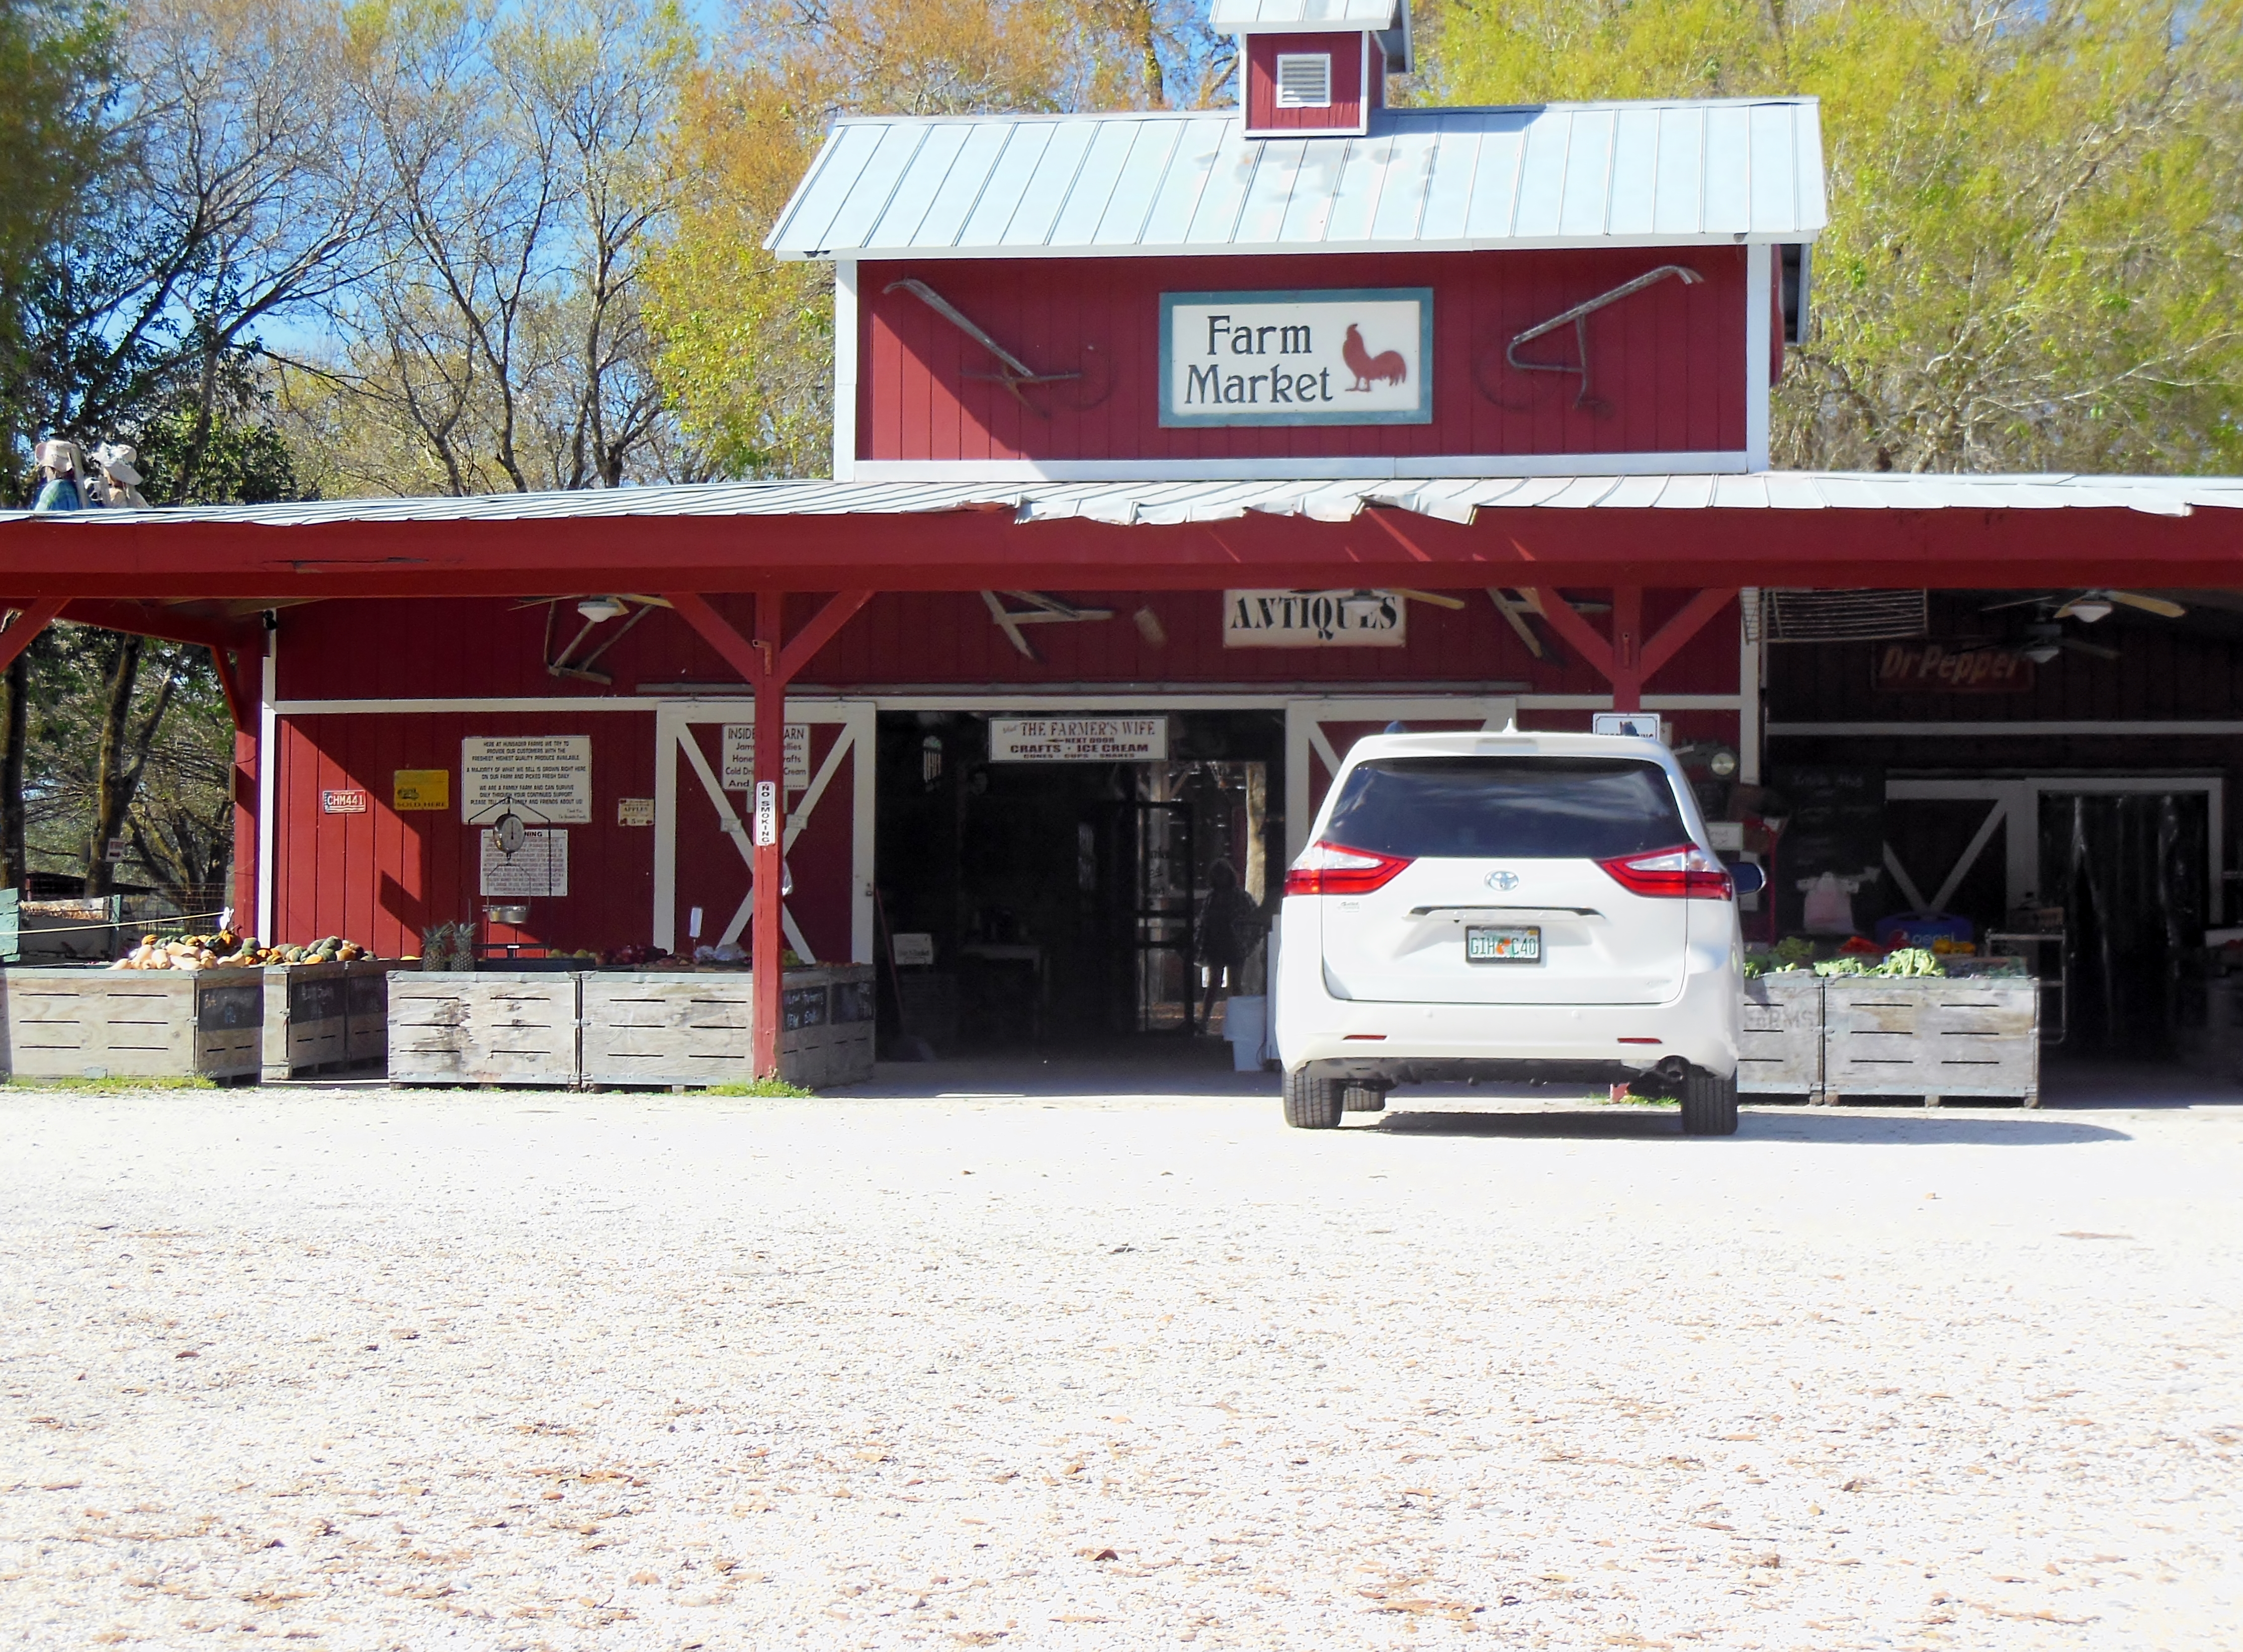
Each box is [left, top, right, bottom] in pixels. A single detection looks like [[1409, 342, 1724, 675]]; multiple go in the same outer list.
[[8, 472, 2238, 534], [765, 98, 1827, 260]]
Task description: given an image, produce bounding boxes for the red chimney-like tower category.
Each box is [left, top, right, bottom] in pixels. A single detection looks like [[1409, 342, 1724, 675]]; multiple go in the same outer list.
[[1219, 0, 1413, 138]]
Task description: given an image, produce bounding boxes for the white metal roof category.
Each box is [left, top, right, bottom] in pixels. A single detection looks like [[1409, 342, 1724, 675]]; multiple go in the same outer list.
[[765, 98, 1826, 260], [9, 473, 2237, 532], [1208, 0, 1400, 27]]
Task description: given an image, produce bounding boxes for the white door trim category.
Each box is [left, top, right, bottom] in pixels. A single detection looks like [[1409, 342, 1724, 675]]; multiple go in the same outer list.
[[652, 698, 877, 961]]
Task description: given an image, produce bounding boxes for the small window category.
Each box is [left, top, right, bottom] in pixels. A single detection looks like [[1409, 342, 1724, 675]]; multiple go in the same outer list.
[[1274, 53, 1333, 109]]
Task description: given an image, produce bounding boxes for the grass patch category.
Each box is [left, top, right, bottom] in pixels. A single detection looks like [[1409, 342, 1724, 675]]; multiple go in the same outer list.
[[1, 1073, 218, 1092], [703, 1078, 817, 1099]]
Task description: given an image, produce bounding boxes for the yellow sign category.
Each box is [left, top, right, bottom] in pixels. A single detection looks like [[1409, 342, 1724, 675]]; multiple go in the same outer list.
[[393, 769, 450, 812]]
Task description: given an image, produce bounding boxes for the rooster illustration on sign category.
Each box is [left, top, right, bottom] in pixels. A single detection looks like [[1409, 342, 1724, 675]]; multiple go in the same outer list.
[[1341, 323, 1407, 393]]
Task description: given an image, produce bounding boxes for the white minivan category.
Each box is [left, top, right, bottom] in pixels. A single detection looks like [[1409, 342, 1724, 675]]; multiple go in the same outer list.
[[1273, 730, 1759, 1134]]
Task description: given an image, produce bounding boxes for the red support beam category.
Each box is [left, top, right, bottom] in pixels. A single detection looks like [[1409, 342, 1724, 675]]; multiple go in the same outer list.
[[0, 598, 68, 673], [663, 588, 877, 1078], [1527, 586, 1737, 713], [2, 503, 2241, 599]]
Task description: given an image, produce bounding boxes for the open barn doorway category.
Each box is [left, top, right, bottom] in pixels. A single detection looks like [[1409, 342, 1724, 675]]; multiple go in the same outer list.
[[871, 709, 1285, 1056]]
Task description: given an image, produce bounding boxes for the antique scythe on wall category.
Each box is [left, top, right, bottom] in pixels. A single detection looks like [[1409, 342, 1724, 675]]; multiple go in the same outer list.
[[885, 278, 1110, 416], [1483, 263, 1704, 414]]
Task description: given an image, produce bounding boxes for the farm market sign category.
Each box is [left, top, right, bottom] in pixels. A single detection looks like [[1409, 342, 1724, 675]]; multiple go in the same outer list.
[[1160, 289, 1432, 426]]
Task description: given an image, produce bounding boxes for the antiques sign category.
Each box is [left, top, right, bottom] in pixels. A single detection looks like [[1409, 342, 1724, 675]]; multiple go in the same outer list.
[[1872, 641, 2035, 694], [1160, 289, 1432, 426], [989, 717, 1168, 762], [461, 736, 592, 823], [1224, 589, 1406, 648]]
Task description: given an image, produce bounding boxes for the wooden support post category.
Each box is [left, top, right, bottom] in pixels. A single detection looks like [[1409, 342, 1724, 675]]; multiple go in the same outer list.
[[1610, 585, 1643, 712], [751, 590, 786, 1078], [667, 588, 874, 1079], [207, 643, 260, 933]]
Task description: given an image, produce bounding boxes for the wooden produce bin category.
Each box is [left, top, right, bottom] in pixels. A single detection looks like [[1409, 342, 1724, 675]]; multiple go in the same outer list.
[[1822, 976, 2041, 1106], [344, 960, 405, 1067], [0, 965, 263, 1081], [1739, 973, 1822, 1097], [387, 972, 581, 1086], [260, 959, 409, 1079], [261, 962, 347, 1079], [579, 964, 876, 1089]]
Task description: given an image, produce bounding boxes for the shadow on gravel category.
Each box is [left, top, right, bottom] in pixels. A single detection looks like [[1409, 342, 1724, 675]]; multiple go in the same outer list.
[[1368, 1109, 2131, 1145]]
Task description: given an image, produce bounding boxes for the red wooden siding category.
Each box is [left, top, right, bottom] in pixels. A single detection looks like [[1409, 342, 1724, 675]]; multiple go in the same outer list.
[[1243, 32, 1367, 133], [859, 249, 1748, 464], [270, 711, 657, 958], [277, 592, 1742, 701]]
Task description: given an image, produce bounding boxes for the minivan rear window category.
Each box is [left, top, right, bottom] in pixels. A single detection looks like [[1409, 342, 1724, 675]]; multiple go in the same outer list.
[[1322, 756, 1689, 860]]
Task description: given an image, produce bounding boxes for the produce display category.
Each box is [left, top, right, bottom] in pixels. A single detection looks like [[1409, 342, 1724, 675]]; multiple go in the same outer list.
[[111, 931, 369, 971], [1745, 939, 1951, 980]]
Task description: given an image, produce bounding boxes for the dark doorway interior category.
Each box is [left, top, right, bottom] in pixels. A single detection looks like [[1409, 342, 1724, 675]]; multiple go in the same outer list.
[[873, 710, 1284, 1054], [2040, 791, 2208, 1057]]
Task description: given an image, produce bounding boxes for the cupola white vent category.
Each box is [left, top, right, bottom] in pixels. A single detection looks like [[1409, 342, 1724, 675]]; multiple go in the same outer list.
[[1274, 53, 1333, 108]]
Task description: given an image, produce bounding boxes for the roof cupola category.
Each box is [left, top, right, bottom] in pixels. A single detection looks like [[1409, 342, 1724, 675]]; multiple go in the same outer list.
[[1212, 0, 1410, 138]]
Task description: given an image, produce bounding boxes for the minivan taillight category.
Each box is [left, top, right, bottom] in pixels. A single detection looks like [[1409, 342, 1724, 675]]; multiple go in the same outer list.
[[1598, 843, 1733, 900], [1283, 841, 1412, 896]]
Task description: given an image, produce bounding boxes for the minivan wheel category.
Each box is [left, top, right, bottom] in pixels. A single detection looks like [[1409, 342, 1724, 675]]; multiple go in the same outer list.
[[1341, 1083, 1385, 1113], [1283, 1068, 1344, 1129], [1680, 1067, 1740, 1136]]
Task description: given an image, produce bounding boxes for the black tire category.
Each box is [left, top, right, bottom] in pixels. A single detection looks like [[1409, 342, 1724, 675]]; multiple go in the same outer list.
[[1283, 1067, 1344, 1129], [1341, 1083, 1385, 1113], [1680, 1067, 1740, 1136]]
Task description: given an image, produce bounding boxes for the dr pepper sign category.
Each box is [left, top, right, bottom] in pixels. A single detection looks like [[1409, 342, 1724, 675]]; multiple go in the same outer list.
[[1160, 289, 1432, 427]]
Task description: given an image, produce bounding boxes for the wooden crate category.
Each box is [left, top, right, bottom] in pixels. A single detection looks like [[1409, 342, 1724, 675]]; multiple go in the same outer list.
[[578, 965, 877, 1089], [1739, 973, 1821, 1097], [261, 963, 348, 1079], [581, 974, 753, 1087], [386, 972, 580, 1086], [344, 961, 404, 1067], [1823, 977, 2041, 1106], [0, 966, 263, 1080]]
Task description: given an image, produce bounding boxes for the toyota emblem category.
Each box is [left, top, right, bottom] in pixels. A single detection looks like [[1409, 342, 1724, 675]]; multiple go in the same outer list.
[[1485, 870, 1520, 891]]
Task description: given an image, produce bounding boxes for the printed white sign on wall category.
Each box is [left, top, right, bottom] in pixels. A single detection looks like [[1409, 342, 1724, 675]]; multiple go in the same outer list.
[[720, 723, 813, 789], [460, 735, 592, 823], [1223, 590, 1407, 648], [989, 717, 1169, 762], [1161, 289, 1432, 426], [480, 827, 568, 896]]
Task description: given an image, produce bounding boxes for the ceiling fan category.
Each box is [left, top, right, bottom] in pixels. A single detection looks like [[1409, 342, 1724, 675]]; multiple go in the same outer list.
[[2014, 614, 2118, 664], [1982, 588, 2187, 624]]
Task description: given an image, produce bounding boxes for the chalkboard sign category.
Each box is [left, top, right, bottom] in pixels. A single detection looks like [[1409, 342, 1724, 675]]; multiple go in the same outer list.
[[1773, 765, 1886, 934]]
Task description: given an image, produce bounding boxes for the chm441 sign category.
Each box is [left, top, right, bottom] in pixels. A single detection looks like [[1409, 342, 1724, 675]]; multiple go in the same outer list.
[[1161, 289, 1432, 426]]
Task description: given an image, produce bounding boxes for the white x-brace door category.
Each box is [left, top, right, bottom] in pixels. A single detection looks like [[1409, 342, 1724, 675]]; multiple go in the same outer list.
[[652, 698, 876, 962]]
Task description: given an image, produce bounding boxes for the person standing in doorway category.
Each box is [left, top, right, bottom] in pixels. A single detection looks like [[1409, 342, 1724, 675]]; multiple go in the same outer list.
[[1197, 858, 1260, 1034]]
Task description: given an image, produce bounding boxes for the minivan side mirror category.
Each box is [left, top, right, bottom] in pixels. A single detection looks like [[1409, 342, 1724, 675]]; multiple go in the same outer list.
[[1728, 861, 1767, 897]]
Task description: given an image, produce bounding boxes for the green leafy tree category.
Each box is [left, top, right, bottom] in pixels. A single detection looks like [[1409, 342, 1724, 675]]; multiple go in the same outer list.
[[1416, 0, 2243, 472]]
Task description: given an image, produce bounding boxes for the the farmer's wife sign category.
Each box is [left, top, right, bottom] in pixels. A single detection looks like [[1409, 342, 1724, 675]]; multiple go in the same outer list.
[[1160, 289, 1432, 426]]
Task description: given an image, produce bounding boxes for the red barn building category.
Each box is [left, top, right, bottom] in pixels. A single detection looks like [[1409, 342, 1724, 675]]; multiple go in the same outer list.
[[9, 0, 2241, 1066]]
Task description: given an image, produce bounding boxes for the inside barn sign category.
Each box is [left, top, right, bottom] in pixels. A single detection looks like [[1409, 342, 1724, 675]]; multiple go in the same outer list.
[[1872, 641, 2035, 694], [1160, 289, 1431, 426]]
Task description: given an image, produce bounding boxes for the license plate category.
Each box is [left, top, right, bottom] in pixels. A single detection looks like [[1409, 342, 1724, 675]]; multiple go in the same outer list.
[[1466, 925, 1541, 963]]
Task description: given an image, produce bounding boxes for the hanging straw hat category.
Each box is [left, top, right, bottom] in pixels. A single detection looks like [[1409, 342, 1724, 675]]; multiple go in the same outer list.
[[91, 442, 143, 485]]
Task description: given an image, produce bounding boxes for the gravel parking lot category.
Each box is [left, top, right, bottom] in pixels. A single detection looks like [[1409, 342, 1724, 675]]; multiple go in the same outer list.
[[3, 1069, 2240, 1650]]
